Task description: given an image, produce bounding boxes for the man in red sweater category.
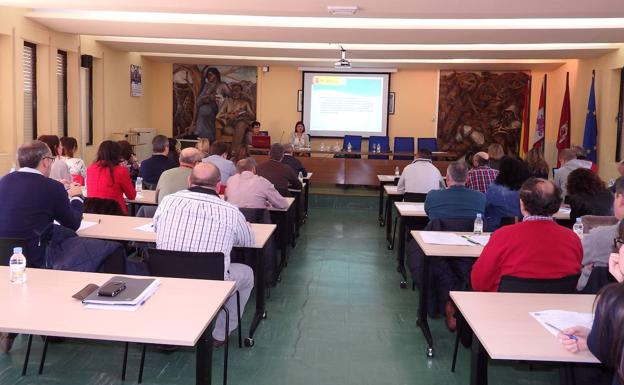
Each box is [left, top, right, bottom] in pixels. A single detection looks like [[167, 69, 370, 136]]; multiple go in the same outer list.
[[471, 178, 582, 292]]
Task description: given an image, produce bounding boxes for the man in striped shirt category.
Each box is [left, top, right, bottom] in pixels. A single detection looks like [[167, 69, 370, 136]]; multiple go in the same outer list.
[[154, 162, 255, 346], [466, 151, 499, 193]]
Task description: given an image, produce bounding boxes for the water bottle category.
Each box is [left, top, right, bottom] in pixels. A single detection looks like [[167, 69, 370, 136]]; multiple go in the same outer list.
[[320, 142, 325, 152], [376, 144, 381, 153], [9, 247, 26, 284], [394, 166, 400, 177], [298, 171, 303, 182], [473, 213, 483, 235], [573, 218, 584, 239], [135, 177, 143, 197], [334, 142, 340, 152], [347, 142, 352, 152]]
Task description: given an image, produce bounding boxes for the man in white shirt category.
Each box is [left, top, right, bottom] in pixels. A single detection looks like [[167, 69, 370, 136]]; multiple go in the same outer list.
[[226, 158, 288, 209], [154, 162, 255, 346], [397, 149, 445, 194]]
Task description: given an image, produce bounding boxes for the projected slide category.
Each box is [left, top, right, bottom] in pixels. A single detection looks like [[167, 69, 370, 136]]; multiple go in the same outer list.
[[303, 72, 390, 138]]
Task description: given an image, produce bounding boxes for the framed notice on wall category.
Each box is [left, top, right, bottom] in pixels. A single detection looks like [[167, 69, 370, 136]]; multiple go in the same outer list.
[[130, 64, 142, 97]]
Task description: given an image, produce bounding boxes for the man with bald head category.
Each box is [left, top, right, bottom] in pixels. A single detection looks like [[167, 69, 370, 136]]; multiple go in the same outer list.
[[471, 178, 582, 292], [155, 147, 202, 203], [154, 162, 255, 346], [226, 158, 288, 209]]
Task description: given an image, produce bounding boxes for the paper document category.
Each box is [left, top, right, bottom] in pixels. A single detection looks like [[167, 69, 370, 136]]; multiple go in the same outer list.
[[54, 220, 98, 231], [463, 235, 490, 246], [530, 310, 593, 337], [419, 232, 475, 246], [558, 207, 572, 214], [134, 223, 155, 233]]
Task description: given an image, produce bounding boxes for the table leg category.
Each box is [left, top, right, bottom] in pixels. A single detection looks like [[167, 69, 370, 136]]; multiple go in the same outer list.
[[303, 180, 310, 219], [273, 212, 288, 274], [397, 215, 408, 288], [385, 197, 394, 249], [289, 201, 297, 248], [378, 183, 385, 226], [294, 192, 301, 239], [416, 254, 434, 357], [470, 334, 488, 385], [247, 248, 267, 346], [195, 322, 214, 385]]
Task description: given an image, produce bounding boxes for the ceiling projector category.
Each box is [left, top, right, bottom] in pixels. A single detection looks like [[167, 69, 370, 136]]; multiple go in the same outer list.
[[334, 47, 352, 69]]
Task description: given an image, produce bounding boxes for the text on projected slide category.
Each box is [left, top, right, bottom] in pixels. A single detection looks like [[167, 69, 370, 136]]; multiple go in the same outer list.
[[310, 76, 383, 134]]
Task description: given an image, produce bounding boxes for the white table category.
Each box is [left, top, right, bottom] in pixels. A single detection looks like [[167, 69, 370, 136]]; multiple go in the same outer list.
[[450, 291, 598, 385], [377, 175, 399, 227], [0, 267, 233, 384], [78, 213, 276, 345]]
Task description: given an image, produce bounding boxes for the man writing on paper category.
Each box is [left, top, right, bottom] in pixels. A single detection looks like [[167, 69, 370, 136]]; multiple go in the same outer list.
[[154, 162, 255, 347], [471, 178, 582, 292]]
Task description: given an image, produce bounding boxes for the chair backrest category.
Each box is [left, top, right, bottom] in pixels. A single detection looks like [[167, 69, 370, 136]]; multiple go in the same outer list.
[[343, 135, 362, 152], [146, 248, 225, 281], [581, 215, 618, 234], [368, 136, 390, 160], [581, 266, 617, 294], [84, 197, 126, 216], [417, 138, 438, 153], [136, 205, 158, 218], [393, 137, 414, 160], [238, 207, 271, 224], [404, 192, 427, 203], [0, 238, 27, 266], [498, 216, 520, 228], [498, 274, 580, 294], [425, 218, 475, 232]]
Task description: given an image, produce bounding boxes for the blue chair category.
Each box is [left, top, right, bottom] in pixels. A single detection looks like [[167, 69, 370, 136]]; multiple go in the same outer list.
[[368, 136, 390, 159], [393, 137, 414, 160], [343, 135, 362, 158], [417, 138, 438, 153]]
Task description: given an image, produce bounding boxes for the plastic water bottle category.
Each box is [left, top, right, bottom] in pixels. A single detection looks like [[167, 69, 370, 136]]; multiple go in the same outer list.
[[320, 142, 325, 152], [376, 144, 381, 153], [135, 177, 143, 197], [298, 171, 303, 182], [347, 142, 352, 152], [9, 247, 26, 284], [573, 218, 584, 239], [394, 166, 400, 177], [473, 214, 483, 235]]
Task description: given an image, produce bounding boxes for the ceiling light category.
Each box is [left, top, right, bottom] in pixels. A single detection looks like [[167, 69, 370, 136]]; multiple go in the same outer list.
[[327, 6, 359, 16]]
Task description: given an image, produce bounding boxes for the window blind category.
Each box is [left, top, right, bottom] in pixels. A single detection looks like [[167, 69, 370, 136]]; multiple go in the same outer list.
[[56, 50, 68, 137], [23, 42, 37, 141]]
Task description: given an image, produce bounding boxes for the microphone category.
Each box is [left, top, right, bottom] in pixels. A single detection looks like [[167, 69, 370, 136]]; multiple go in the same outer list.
[[279, 130, 285, 143]]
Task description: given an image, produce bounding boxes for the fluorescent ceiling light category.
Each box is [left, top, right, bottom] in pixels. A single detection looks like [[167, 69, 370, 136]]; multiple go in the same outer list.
[[140, 52, 565, 64], [94, 36, 619, 51], [28, 9, 624, 30]]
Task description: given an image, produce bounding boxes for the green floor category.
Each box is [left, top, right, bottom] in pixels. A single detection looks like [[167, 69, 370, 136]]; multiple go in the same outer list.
[[0, 195, 558, 385]]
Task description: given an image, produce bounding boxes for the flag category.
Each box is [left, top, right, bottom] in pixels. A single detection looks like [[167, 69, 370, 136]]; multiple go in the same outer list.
[[519, 78, 531, 159], [556, 73, 571, 166], [533, 76, 546, 152], [583, 72, 598, 163]]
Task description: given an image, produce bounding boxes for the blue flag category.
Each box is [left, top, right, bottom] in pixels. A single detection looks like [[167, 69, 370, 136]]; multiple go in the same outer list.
[[583, 74, 598, 163]]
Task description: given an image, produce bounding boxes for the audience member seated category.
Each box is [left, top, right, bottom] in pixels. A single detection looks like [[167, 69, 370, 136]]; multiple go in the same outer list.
[[577, 177, 624, 291], [558, 247, 624, 385], [487, 143, 505, 170], [154, 162, 255, 347], [408, 161, 486, 330], [554, 148, 593, 199], [471, 178, 582, 292], [203, 141, 237, 185], [87, 141, 136, 215], [425, 161, 486, 220], [608, 161, 624, 191], [38, 134, 72, 182], [466, 151, 499, 193], [572, 145, 598, 172], [196, 138, 211, 159], [256, 143, 302, 196], [156, 148, 202, 204], [288, 121, 310, 149], [0, 141, 127, 353], [397, 149, 445, 194], [226, 158, 288, 209], [282, 143, 307, 177], [567, 168, 614, 222], [526, 147, 550, 179], [60, 136, 87, 185], [167, 138, 180, 167], [139, 134, 176, 188], [118, 140, 140, 181], [484, 157, 530, 229]]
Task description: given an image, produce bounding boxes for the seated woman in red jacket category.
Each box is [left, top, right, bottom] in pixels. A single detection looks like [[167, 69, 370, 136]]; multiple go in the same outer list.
[[87, 141, 136, 215]]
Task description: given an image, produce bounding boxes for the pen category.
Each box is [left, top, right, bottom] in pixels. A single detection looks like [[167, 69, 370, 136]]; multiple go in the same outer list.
[[460, 235, 481, 246], [544, 321, 578, 340]]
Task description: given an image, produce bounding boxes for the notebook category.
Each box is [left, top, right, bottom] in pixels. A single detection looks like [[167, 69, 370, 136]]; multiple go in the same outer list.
[[82, 276, 160, 306]]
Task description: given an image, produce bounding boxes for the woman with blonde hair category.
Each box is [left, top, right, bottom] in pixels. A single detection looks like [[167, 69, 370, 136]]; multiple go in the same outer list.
[[196, 138, 211, 158]]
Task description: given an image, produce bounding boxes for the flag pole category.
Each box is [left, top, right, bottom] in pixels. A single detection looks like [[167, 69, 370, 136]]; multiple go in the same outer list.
[[543, 74, 548, 154]]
